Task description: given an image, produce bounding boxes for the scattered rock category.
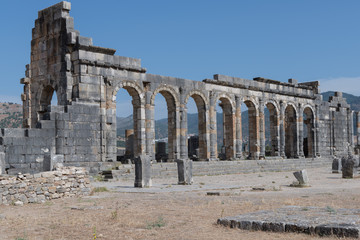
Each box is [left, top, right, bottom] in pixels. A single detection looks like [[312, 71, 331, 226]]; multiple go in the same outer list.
[[291, 169, 309, 187], [207, 192, 220, 196], [14, 201, 23, 206]]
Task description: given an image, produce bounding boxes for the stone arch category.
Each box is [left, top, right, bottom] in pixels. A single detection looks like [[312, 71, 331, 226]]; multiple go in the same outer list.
[[111, 80, 145, 158], [215, 93, 235, 159], [284, 104, 298, 158], [151, 85, 180, 161], [243, 98, 259, 159], [303, 106, 315, 158], [264, 100, 280, 156], [38, 85, 57, 121], [185, 90, 209, 160]]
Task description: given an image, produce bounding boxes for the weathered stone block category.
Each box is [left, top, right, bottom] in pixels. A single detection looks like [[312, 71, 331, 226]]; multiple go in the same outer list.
[[134, 155, 151, 188], [293, 169, 309, 186], [342, 156, 355, 179], [43, 154, 64, 171], [176, 159, 193, 185], [332, 157, 341, 173]]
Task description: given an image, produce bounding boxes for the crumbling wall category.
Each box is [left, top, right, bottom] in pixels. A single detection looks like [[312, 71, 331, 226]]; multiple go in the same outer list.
[[0, 166, 90, 205]]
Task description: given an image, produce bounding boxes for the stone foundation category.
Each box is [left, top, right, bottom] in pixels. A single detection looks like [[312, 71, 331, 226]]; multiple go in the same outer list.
[[0, 166, 90, 205]]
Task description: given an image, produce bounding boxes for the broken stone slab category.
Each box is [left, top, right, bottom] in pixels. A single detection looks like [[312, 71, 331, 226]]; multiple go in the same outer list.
[[218, 206, 360, 238], [332, 157, 341, 173], [176, 159, 193, 185], [134, 155, 151, 188], [292, 169, 309, 186]]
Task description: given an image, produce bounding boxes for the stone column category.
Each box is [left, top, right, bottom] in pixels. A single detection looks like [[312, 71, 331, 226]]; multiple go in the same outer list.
[[209, 92, 218, 160], [279, 101, 286, 158], [298, 104, 304, 158], [314, 105, 320, 157], [357, 112, 360, 146], [259, 99, 265, 159], [235, 96, 242, 159], [179, 97, 188, 159], [349, 109, 354, 151], [145, 91, 155, 160], [134, 155, 152, 187]]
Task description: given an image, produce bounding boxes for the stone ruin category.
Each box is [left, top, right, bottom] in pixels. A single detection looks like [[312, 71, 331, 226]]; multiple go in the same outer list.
[[0, 2, 359, 187]]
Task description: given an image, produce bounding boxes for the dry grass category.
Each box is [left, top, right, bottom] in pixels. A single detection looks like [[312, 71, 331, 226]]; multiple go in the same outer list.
[[1, 168, 359, 240]]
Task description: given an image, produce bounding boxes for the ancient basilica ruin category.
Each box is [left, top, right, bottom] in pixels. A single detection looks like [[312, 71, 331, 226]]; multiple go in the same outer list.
[[0, 2, 358, 187]]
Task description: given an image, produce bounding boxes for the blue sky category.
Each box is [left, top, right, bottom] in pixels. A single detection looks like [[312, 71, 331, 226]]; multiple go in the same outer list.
[[0, 0, 359, 118]]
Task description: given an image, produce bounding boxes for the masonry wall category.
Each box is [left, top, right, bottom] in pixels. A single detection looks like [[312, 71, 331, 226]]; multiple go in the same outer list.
[[0, 166, 90, 205]]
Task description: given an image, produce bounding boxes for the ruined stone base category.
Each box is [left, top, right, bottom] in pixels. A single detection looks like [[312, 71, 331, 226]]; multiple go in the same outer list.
[[176, 159, 193, 185], [218, 206, 360, 238], [134, 155, 152, 188]]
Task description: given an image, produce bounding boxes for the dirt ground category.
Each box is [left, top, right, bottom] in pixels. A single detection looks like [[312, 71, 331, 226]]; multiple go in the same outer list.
[[1, 167, 360, 240]]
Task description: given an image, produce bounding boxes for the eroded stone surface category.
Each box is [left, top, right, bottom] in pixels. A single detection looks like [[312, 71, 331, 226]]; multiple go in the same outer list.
[[218, 206, 360, 238]]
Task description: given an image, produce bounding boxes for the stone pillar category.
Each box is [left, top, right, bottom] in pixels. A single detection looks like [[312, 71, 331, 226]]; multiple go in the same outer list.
[[314, 105, 319, 157], [134, 155, 152, 187], [209, 92, 218, 160], [179, 104, 188, 159], [279, 101, 286, 157], [349, 110, 354, 152], [298, 104, 304, 158], [125, 129, 134, 157], [137, 103, 146, 156], [235, 96, 242, 158], [145, 91, 155, 160], [176, 159, 193, 185], [259, 100, 265, 159], [357, 112, 360, 146]]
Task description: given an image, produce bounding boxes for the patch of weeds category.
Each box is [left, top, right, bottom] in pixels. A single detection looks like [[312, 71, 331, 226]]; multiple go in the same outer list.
[[146, 216, 166, 229], [272, 181, 275, 184], [126, 169, 131, 174], [165, 185, 172, 188], [220, 209, 224, 218], [94, 175, 104, 182], [92, 187, 109, 193], [301, 207, 309, 211], [93, 227, 97, 240], [285, 176, 289, 178], [258, 174, 263, 177], [326, 206, 336, 214], [199, 182, 205, 185], [111, 209, 118, 220]]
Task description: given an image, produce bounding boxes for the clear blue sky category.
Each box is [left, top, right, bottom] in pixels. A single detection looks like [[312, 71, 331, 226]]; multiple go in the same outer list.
[[0, 0, 359, 118]]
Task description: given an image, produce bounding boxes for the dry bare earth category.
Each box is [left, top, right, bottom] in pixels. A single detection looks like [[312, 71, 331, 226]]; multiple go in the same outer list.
[[1, 167, 359, 240]]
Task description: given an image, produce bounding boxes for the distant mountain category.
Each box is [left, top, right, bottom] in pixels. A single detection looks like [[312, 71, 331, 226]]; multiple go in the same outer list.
[[0, 102, 22, 128]]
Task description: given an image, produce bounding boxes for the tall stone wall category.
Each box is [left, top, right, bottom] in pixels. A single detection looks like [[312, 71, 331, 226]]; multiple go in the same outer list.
[[0, 2, 356, 182]]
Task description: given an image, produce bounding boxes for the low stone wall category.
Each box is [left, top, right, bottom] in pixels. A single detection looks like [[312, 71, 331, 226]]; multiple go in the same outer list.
[[111, 157, 334, 180], [0, 166, 90, 205]]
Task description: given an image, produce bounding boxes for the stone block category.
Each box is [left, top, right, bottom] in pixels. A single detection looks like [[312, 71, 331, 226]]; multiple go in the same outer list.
[[342, 156, 355, 179], [176, 159, 193, 185], [43, 154, 64, 171], [293, 169, 309, 186], [134, 155, 151, 188], [332, 157, 341, 173]]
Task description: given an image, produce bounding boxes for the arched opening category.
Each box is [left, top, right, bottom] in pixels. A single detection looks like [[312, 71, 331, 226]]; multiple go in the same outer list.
[[265, 102, 279, 156], [38, 85, 57, 121], [154, 90, 178, 162], [303, 107, 315, 158], [217, 97, 234, 160], [115, 88, 136, 162], [285, 105, 298, 158], [243, 100, 258, 159], [187, 94, 208, 161]]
